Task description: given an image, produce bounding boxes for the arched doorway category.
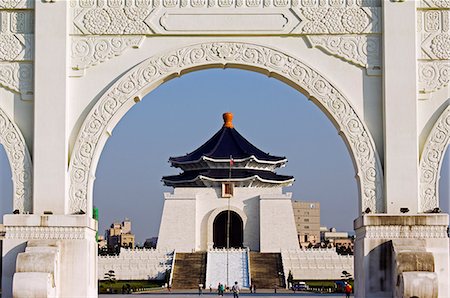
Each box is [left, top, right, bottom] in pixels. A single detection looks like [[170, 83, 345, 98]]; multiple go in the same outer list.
[[213, 211, 243, 249]]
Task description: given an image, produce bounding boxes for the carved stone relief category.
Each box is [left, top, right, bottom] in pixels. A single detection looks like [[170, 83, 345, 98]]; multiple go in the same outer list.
[[0, 10, 34, 99], [71, 36, 145, 75], [0, 62, 33, 100], [0, 107, 32, 213], [417, 9, 450, 95], [70, 0, 381, 35], [0, 11, 34, 34], [420, 0, 450, 8], [5, 226, 93, 240], [69, 42, 384, 215], [359, 225, 449, 239], [292, 6, 380, 34], [418, 60, 450, 93], [418, 10, 450, 60], [70, 0, 381, 9], [306, 35, 381, 74], [0, 0, 34, 9], [419, 104, 450, 212]]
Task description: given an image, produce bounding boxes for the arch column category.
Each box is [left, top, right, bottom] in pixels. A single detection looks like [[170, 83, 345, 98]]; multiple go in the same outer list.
[[0, 107, 32, 213], [419, 104, 450, 212]]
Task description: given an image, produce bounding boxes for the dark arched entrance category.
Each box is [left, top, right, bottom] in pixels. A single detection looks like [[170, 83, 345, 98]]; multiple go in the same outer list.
[[213, 210, 243, 248]]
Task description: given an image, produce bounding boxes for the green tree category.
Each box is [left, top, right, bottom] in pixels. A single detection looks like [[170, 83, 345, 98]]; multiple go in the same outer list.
[[104, 270, 116, 292], [341, 270, 352, 281]]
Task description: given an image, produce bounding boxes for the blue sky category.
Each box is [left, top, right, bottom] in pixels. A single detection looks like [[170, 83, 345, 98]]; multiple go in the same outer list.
[[0, 68, 449, 243]]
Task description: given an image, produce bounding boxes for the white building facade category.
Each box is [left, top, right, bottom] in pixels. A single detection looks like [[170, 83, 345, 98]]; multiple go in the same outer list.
[[157, 113, 300, 253]]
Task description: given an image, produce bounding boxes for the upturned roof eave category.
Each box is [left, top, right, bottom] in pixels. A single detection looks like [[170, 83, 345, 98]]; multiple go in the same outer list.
[[169, 155, 287, 167], [162, 174, 295, 187]]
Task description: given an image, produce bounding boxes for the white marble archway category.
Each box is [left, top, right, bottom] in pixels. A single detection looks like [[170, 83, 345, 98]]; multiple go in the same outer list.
[[0, 107, 32, 213], [420, 104, 450, 212], [68, 41, 384, 216]]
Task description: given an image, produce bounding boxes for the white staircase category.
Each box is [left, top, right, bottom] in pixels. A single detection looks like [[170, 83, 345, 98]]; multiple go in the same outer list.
[[205, 248, 250, 289]]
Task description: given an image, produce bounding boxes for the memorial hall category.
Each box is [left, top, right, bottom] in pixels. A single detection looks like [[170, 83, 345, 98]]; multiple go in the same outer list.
[[157, 112, 300, 253]]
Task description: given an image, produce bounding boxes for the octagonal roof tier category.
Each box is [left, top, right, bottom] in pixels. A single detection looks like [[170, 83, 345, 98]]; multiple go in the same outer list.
[[169, 112, 287, 171]]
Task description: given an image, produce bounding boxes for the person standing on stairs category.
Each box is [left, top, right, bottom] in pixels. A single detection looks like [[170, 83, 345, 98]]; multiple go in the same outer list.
[[232, 281, 240, 298]]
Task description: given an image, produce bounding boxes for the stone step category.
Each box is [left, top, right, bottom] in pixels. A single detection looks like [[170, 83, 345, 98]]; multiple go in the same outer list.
[[171, 252, 207, 289], [249, 252, 285, 289]]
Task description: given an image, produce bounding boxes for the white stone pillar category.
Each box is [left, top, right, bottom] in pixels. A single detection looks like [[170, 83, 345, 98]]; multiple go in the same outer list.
[[2, 215, 98, 297], [382, 0, 419, 214], [354, 214, 449, 298], [33, 1, 69, 215]]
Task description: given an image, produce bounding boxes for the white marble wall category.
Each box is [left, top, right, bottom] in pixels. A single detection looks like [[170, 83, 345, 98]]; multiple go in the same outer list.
[[260, 194, 300, 252], [157, 187, 299, 253], [98, 249, 173, 280], [281, 249, 353, 281]]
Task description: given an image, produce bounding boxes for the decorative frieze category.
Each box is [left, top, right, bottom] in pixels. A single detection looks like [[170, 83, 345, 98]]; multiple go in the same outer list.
[[0, 107, 32, 213], [0, 62, 33, 100], [70, 0, 381, 9], [359, 225, 448, 239], [71, 36, 144, 73], [5, 226, 94, 240], [419, 105, 450, 212], [307, 34, 381, 74], [292, 6, 380, 34], [418, 60, 450, 93], [71, 1, 381, 35]]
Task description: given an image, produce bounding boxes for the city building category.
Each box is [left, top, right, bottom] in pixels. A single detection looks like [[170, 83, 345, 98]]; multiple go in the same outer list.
[[320, 227, 354, 254], [321, 227, 348, 243], [292, 200, 320, 246], [97, 235, 107, 250], [157, 113, 300, 253], [105, 218, 136, 250]]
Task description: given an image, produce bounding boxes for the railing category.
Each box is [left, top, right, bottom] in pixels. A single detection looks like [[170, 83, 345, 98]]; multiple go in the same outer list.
[[246, 247, 252, 288], [168, 250, 176, 287]]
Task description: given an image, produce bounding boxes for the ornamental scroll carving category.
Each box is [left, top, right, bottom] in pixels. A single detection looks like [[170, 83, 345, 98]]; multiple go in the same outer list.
[[0, 62, 33, 100], [419, 105, 450, 212], [69, 42, 384, 215], [71, 36, 145, 74], [418, 61, 450, 93], [306, 35, 381, 74], [0, 107, 32, 213]]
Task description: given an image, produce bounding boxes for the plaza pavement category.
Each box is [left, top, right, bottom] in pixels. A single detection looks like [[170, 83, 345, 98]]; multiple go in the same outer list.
[[100, 289, 351, 297]]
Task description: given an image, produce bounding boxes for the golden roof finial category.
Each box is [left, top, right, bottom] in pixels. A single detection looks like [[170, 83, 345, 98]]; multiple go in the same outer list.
[[223, 112, 234, 128]]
